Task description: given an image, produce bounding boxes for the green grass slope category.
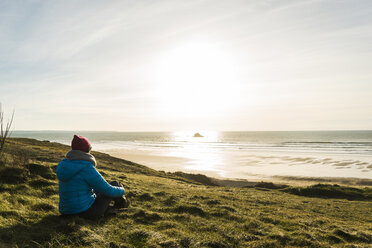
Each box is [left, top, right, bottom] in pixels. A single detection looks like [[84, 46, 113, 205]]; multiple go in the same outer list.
[[0, 138, 371, 248]]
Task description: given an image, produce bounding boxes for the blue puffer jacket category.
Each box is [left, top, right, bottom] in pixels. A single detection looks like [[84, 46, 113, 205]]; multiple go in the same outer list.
[[56, 159, 125, 214]]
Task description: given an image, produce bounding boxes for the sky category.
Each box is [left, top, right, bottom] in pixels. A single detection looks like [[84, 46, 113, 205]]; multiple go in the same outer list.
[[0, 0, 372, 131]]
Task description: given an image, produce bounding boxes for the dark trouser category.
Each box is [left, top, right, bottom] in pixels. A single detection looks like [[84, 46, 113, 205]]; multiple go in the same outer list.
[[79, 181, 129, 220]]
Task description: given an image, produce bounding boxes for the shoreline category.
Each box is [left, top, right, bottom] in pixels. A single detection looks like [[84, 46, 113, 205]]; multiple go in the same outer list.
[[103, 149, 372, 187]]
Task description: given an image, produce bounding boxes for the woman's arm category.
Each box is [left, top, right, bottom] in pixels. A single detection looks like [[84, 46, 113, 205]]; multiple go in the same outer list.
[[83, 164, 125, 197]]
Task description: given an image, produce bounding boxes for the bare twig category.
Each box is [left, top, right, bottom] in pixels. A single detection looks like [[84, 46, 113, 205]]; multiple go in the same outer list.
[[0, 103, 14, 162]]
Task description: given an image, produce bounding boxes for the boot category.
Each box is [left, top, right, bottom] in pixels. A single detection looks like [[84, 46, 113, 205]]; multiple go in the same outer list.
[[114, 196, 130, 209]]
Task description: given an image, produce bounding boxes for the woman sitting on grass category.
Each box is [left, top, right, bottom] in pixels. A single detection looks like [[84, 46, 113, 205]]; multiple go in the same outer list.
[[56, 135, 129, 220]]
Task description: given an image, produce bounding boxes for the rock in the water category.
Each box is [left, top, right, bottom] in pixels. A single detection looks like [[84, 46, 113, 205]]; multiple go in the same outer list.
[[193, 132, 203, 137]]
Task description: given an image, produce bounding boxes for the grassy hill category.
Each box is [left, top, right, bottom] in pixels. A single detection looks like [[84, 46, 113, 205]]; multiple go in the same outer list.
[[0, 138, 371, 247]]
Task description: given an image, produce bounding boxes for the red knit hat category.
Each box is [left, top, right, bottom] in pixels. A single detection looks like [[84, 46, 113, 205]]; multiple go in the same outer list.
[[71, 135, 91, 152]]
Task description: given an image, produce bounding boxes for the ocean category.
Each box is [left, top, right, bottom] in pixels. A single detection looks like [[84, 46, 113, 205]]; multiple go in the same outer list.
[[11, 130, 372, 180]]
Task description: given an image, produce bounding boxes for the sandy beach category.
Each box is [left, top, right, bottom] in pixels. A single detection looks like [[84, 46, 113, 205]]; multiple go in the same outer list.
[[104, 148, 372, 186]]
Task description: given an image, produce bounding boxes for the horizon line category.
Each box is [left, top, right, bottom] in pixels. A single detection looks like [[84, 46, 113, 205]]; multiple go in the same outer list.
[[11, 129, 372, 132]]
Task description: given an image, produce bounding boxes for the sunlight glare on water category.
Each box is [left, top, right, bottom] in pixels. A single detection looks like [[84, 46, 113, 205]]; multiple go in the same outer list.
[[169, 131, 226, 175]]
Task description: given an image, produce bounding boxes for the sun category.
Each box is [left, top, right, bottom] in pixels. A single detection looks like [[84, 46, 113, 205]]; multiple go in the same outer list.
[[152, 42, 239, 119]]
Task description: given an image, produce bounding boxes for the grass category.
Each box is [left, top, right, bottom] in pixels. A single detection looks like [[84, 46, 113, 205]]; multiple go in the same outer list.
[[282, 184, 372, 201], [0, 138, 371, 247]]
